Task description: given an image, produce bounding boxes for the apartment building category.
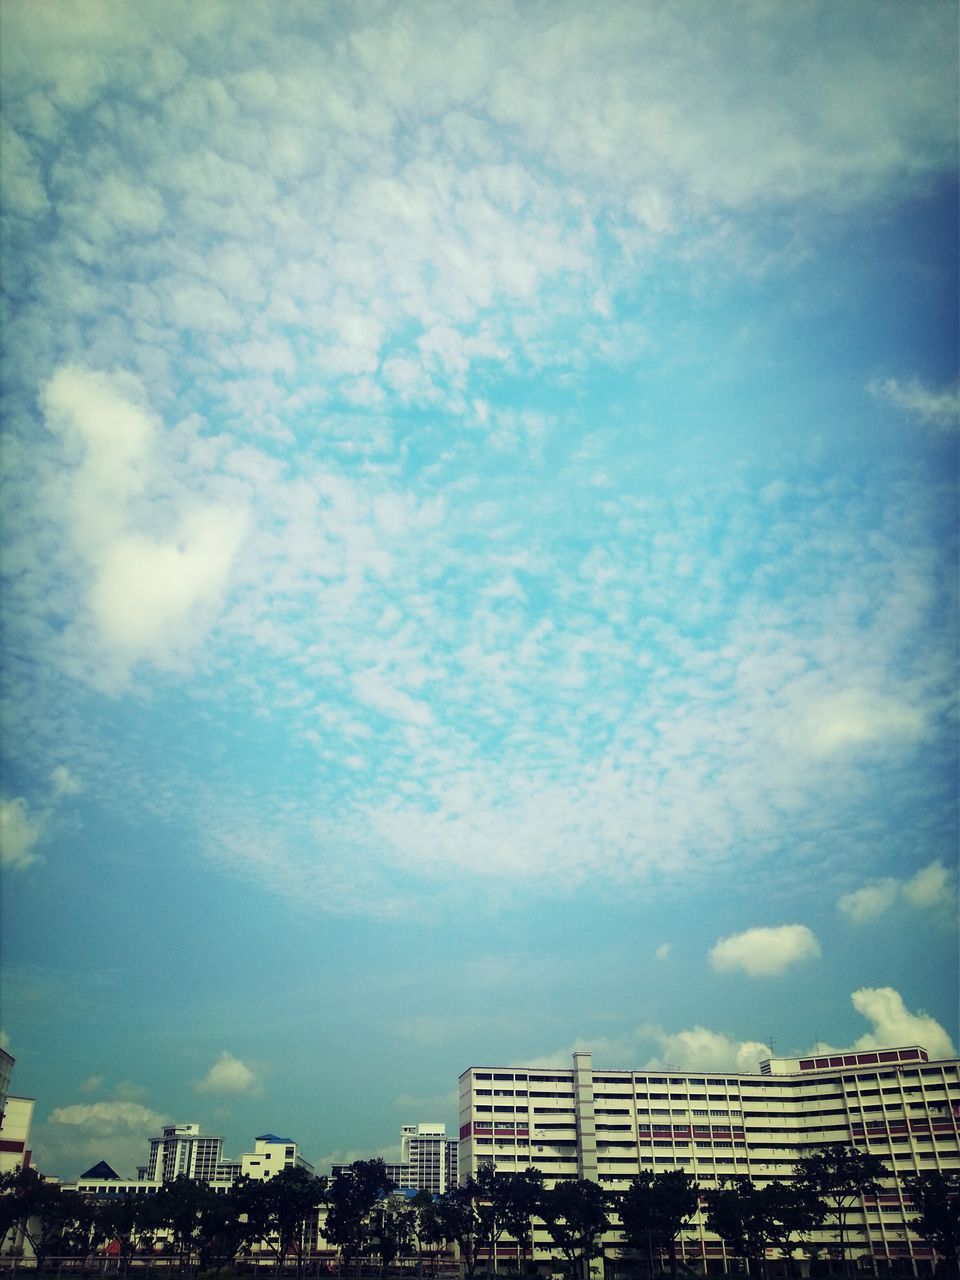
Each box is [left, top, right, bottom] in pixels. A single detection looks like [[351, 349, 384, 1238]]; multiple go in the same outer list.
[[240, 1133, 314, 1179], [332, 1122, 458, 1195], [0, 1051, 34, 1178], [142, 1123, 239, 1184], [458, 1045, 959, 1272], [400, 1123, 459, 1195]]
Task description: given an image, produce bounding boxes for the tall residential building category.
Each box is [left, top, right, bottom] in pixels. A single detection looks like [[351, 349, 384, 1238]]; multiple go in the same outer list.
[[0, 1051, 34, 1178], [400, 1123, 458, 1195], [459, 1045, 959, 1273], [143, 1123, 239, 1184], [0, 1049, 14, 1126], [0, 1099, 35, 1177], [332, 1122, 458, 1195]]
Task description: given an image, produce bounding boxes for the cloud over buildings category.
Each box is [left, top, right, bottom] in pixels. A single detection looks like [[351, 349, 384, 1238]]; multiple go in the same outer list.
[[195, 1052, 259, 1095]]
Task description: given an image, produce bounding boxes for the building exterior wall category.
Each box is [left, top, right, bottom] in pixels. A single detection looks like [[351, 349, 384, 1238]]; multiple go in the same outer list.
[[332, 1124, 458, 1195], [240, 1134, 314, 1179], [144, 1123, 238, 1184], [0, 1096, 35, 1176], [458, 1045, 959, 1271]]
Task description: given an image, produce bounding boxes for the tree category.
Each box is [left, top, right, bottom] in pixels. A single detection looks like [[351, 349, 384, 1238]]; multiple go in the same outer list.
[[371, 1194, 417, 1271], [794, 1145, 889, 1275], [474, 1165, 513, 1275], [258, 1166, 328, 1276], [705, 1178, 823, 1280], [153, 1177, 212, 1272], [0, 1167, 84, 1271], [413, 1191, 450, 1275], [618, 1171, 698, 1280], [325, 1158, 395, 1279], [95, 1195, 150, 1276], [498, 1167, 545, 1272], [433, 1183, 482, 1278], [704, 1178, 767, 1278], [906, 1172, 960, 1277], [758, 1180, 825, 1279], [540, 1178, 610, 1280]]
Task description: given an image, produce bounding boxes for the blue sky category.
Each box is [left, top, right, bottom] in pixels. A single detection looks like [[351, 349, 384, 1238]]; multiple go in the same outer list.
[[0, 1, 957, 1181]]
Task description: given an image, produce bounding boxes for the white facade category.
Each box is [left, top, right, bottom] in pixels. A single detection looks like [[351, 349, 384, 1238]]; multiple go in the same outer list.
[[0, 1096, 35, 1177], [144, 1123, 238, 1184], [331, 1123, 458, 1195], [399, 1123, 458, 1195], [240, 1133, 314, 1179], [459, 1045, 959, 1271]]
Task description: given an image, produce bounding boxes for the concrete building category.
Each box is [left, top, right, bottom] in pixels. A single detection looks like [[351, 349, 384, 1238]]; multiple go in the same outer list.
[[458, 1045, 959, 1273], [400, 1123, 458, 1195], [142, 1123, 239, 1185], [332, 1122, 458, 1195], [0, 1050, 34, 1178], [240, 1133, 314, 1179]]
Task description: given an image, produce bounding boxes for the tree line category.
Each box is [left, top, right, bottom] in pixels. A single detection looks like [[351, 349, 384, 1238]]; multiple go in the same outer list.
[[1, 1148, 957, 1278]]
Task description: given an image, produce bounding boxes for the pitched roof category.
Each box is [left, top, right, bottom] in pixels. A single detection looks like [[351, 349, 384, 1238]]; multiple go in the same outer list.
[[256, 1133, 292, 1144], [79, 1160, 122, 1180]]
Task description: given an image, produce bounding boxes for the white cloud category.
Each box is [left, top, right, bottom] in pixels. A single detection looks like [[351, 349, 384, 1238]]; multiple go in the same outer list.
[[647, 1026, 772, 1073], [841, 988, 955, 1061], [870, 377, 959, 429], [837, 879, 900, 923], [40, 366, 248, 682], [903, 860, 955, 910], [195, 1051, 258, 1095], [49, 1100, 166, 1131], [41, 365, 157, 553], [50, 766, 82, 798], [89, 504, 248, 659], [654, 943, 671, 961], [0, 797, 43, 870], [794, 689, 927, 756], [40, 1098, 169, 1180], [838, 859, 956, 923], [709, 924, 821, 978]]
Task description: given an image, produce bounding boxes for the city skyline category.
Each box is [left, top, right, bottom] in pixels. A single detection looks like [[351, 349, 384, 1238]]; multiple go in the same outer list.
[[1, 2, 957, 1183]]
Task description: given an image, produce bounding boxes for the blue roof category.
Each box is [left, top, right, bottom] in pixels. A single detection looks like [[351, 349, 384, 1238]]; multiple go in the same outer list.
[[256, 1133, 293, 1143]]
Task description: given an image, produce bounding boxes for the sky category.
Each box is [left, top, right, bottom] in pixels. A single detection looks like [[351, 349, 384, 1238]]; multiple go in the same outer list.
[[0, 0, 958, 1183]]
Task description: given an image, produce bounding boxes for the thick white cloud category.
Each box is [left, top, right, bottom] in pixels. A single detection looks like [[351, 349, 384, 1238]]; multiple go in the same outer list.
[[838, 859, 956, 923], [41, 365, 157, 554], [40, 366, 248, 681], [0, 797, 43, 870], [845, 988, 955, 1061], [647, 1026, 771, 1073], [709, 924, 821, 977], [195, 1051, 258, 1095], [90, 505, 248, 658]]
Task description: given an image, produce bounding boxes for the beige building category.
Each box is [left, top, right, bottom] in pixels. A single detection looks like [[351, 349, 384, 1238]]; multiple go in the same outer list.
[[458, 1045, 959, 1273]]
